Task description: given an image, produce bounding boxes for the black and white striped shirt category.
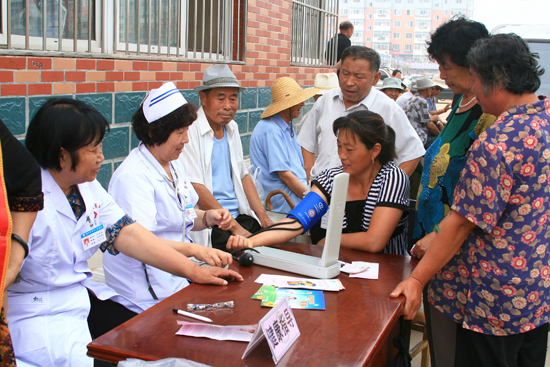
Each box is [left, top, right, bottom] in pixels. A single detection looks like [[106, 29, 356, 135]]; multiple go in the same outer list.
[[313, 163, 410, 255]]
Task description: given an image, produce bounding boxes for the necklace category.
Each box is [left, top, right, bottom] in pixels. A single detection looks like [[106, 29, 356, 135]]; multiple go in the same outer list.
[[458, 95, 476, 108]]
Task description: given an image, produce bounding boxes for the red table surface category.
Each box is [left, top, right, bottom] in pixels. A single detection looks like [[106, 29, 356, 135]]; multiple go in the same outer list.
[[87, 243, 417, 366]]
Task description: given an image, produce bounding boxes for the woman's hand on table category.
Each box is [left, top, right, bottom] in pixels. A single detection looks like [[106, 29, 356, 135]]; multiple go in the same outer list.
[[410, 231, 436, 259], [190, 266, 243, 285], [226, 235, 255, 251], [194, 246, 232, 268], [389, 276, 424, 320]]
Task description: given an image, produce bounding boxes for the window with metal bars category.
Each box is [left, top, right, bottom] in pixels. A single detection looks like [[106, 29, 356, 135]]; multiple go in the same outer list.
[[0, 0, 246, 62], [291, 0, 338, 67]]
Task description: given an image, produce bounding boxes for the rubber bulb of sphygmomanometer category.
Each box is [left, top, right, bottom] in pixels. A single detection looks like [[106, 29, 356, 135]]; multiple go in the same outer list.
[[239, 253, 254, 267]]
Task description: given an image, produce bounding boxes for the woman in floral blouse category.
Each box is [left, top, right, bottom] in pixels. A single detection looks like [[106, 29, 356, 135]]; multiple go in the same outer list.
[[392, 34, 550, 367]]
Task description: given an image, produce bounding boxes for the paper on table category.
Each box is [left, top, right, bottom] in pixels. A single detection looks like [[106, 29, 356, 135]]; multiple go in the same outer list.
[[176, 321, 257, 342], [255, 274, 295, 285], [255, 274, 344, 291], [340, 261, 370, 274], [348, 262, 379, 280], [260, 288, 326, 310]]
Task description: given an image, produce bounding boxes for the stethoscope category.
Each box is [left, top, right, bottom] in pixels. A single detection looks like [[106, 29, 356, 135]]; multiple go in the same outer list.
[[138, 143, 188, 211], [137, 143, 190, 300]]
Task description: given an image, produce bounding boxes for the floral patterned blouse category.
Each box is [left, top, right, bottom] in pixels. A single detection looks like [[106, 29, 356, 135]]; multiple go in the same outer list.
[[428, 97, 550, 335]]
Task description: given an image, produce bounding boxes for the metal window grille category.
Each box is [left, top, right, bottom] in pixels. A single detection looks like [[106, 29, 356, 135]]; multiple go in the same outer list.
[[0, 0, 246, 62], [291, 0, 338, 67]]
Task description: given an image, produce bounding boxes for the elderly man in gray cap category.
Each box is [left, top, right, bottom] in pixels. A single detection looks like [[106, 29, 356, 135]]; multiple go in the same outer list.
[[379, 77, 404, 101], [180, 64, 273, 251], [403, 76, 443, 149]]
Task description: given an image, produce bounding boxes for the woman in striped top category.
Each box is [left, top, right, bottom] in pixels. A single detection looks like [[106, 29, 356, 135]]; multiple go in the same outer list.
[[227, 110, 410, 255]]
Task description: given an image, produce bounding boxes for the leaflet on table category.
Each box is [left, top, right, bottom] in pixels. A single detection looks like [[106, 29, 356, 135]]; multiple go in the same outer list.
[[260, 288, 325, 310], [254, 274, 344, 291], [340, 261, 379, 280], [175, 321, 257, 342], [251, 285, 277, 300]]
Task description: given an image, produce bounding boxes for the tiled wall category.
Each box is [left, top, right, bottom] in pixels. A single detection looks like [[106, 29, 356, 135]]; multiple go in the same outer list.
[[0, 0, 328, 189], [0, 87, 315, 189]]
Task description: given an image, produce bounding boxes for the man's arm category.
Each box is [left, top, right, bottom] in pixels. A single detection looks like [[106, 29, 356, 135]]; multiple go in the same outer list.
[[387, 103, 426, 174], [297, 98, 323, 179], [398, 158, 420, 177], [429, 103, 451, 116], [302, 147, 315, 183], [241, 174, 273, 228], [192, 182, 224, 210], [277, 171, 308, 198], [192, 182, 252, 237]]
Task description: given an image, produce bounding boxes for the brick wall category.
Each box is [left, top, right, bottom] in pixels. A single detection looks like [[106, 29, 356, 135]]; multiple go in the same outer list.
[[0, 0, 333, 188]]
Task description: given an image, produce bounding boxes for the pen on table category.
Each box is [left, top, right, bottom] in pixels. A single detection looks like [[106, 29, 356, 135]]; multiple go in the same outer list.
[[172, 309, 213, 323]]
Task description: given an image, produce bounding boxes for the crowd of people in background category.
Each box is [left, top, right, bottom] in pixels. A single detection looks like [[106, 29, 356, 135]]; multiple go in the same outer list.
[[0, 14, 548, 367]]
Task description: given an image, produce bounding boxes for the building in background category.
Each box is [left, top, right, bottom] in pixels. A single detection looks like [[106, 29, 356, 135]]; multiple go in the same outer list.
[[0, 0, 337, 188], [339, 0, 474, 73]]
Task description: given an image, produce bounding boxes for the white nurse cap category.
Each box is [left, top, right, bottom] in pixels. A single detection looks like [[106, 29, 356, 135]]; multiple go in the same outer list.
[[142, 82, 188, 123]]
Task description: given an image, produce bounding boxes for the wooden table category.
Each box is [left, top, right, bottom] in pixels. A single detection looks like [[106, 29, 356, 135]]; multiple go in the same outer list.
[[87, 244, 417, 366]]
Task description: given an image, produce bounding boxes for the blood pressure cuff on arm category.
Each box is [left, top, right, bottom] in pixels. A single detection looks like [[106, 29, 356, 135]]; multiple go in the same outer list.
[[287, 192, 328, 232]]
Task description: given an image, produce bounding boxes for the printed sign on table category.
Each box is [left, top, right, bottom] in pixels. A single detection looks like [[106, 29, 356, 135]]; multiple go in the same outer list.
[[242, 297, 300, 364]]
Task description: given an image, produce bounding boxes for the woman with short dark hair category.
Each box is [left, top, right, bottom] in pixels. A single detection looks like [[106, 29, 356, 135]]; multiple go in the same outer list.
[[230, 110, 410, 255], [104, 82, 235, 313], [413, 17, 495, 257], [8, 96, 241, 367]]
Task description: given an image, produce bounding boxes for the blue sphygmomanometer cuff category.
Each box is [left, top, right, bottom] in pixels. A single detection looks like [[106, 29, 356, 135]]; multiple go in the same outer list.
[[287, 192, 328, 232]]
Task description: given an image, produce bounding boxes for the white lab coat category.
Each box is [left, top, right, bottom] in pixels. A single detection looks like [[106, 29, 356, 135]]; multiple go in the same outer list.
[[7, 169, 135, 367], [104, 145, 196, 313]]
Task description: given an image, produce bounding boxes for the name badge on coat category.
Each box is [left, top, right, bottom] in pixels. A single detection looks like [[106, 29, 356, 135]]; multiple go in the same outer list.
[[81, 224, 106, 251]]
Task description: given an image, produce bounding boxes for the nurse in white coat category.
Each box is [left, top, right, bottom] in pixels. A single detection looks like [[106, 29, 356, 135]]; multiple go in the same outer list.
[[105, 82, 233, 313], [7, 98, 242, 367]]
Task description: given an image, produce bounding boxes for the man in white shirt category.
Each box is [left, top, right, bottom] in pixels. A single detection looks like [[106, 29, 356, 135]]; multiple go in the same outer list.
[[297, 46, 425, 181], [180, 65, 273, 251]]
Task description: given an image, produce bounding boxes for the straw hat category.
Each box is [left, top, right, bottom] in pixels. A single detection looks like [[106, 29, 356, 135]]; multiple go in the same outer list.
[[143, 82, 188, 123], [415, 76, 436, 91], [314, 73, 339, 95], [261, 77, 319, 119], [194, 64, 246, 93], [432, 73, 448, 89], [379, 77, 404, 91]]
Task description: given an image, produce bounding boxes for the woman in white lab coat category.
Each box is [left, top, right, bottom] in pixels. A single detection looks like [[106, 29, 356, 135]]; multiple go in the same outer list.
[[7, 98, 242, 367], [104, 82, 233, 312]]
